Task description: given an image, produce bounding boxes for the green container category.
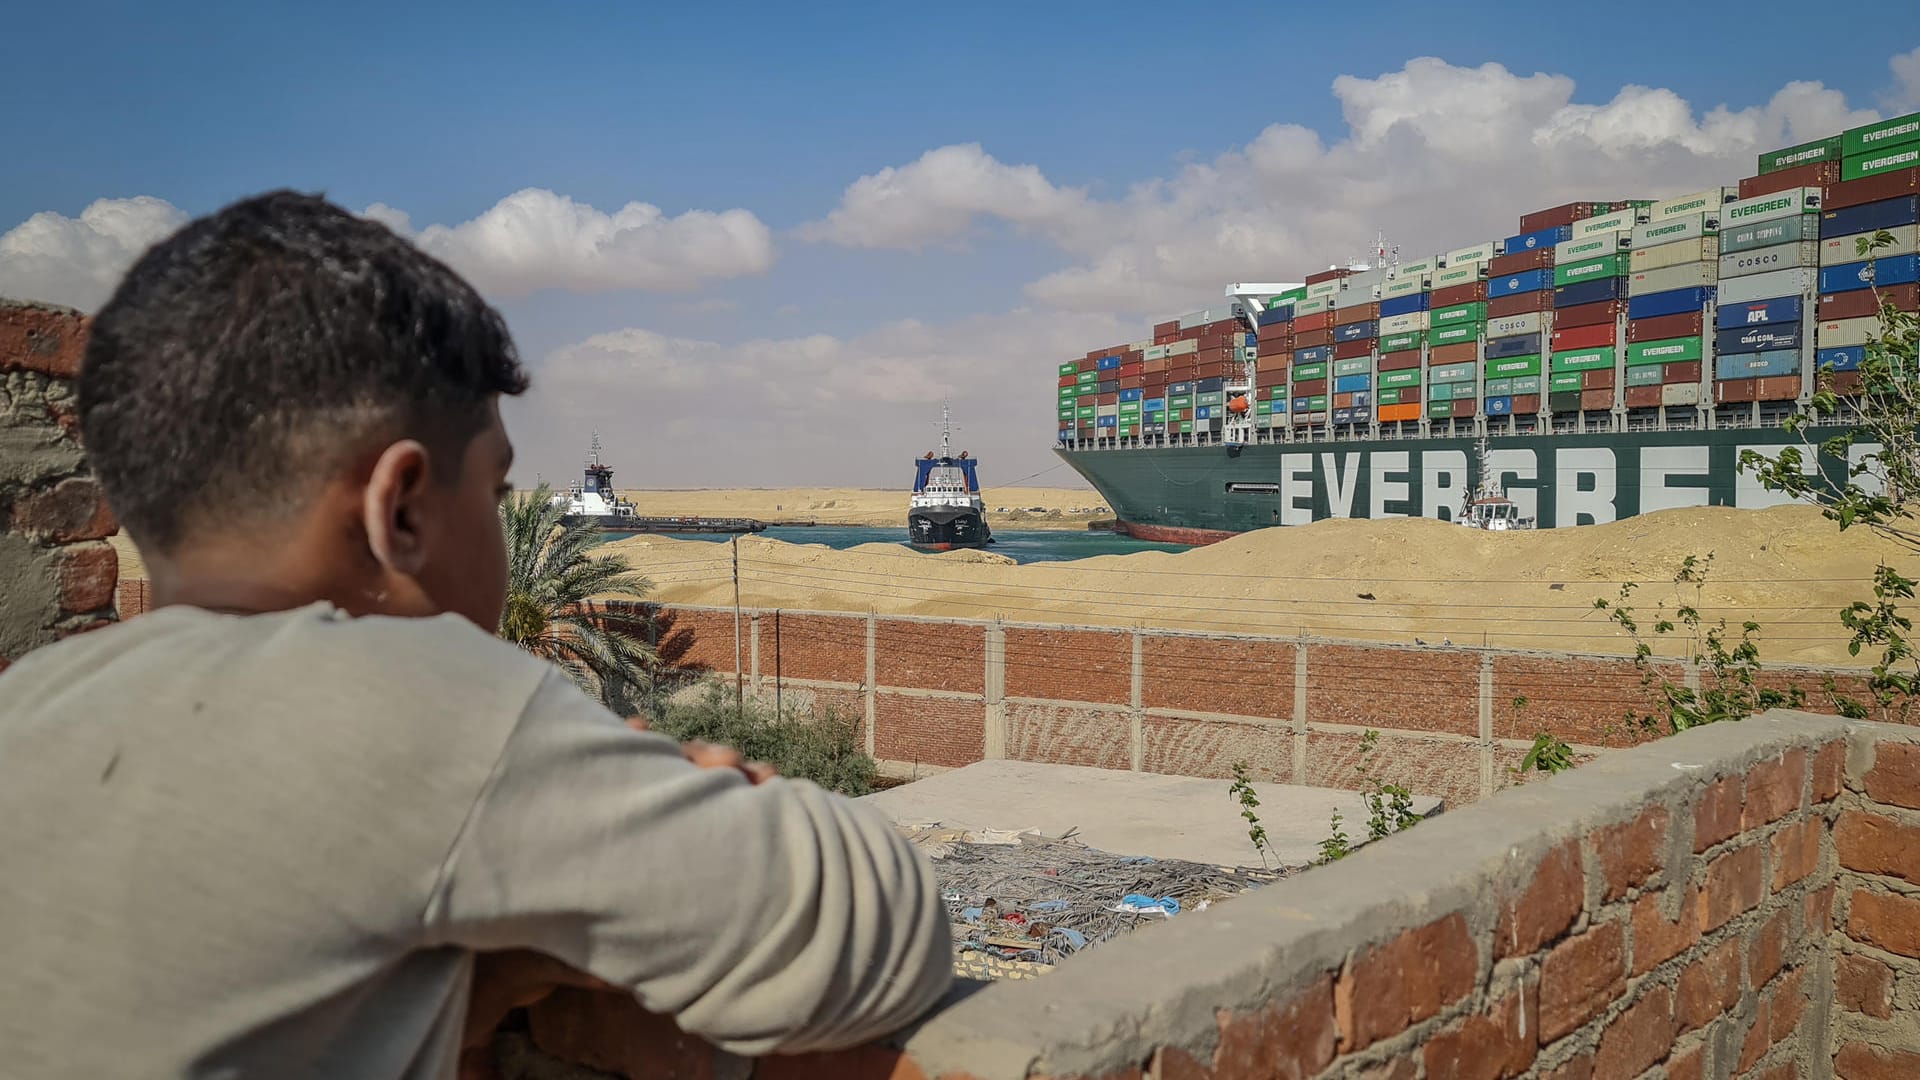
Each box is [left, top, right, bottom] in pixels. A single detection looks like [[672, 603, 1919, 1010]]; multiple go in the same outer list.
[[1255, 400, 1273, 415], [1432, 302, 1488, 327], [1625, 336, 1703, 366], [1427, 380, 1452, 402], [1118, 425, 1136, 437], [1759, 135, 1842, 174], [1487, 354, 1543, 378], [1179, 422, 1194, 433], [1292, 361, 1327, 381], [1429, 361, 1478, 383], [1378, 388, 1401, 405], [1170, 395, 1192, 409], [1076, 405, 1096, 419], [1380, 331, 1424, 353], [1430, 322, 1479, 347], [1626, 364, 1664, 387], [1144, 412, 1164, 425], [1196, 391, 1224, 406], [1844, 143, 1920, 182], [1378, 368, 1421, 389], [1059, 384, 1082, 399], [1058, 362, 1080, 376], [1554, 254, 1626, 287], [1058, 405, 1076, 419], [1486, 377, 1514, 397], [1550, 346, 1616, 373], [1333, 356, 1371, 376], [1309, 395, 1328, 410], [1842, 112, 1920, 159], [1428, 399, 1454, 418], [1512, 375, 1542, 394], [1549, 371, 1584, 392], [1077, 371, 1097, 384], [1118, 402, 1141, 415]]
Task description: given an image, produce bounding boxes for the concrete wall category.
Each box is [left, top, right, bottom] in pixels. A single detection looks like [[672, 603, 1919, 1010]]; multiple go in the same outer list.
[[486, 712, 1920, 1080], [0, 300, 116, 669]]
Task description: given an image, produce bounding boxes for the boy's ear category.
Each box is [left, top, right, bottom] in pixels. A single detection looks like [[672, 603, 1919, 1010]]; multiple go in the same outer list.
[[363, 440, 434, 576]]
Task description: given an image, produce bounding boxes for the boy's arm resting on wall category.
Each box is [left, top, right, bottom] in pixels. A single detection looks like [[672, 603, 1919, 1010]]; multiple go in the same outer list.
[[428, 671, 953, 1056]]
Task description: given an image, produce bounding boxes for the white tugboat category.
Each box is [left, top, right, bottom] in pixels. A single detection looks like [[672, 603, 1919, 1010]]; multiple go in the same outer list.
[[908, 403, 992, 549], [1459, 435, 1535, 531], [553, 433, 765, 534]]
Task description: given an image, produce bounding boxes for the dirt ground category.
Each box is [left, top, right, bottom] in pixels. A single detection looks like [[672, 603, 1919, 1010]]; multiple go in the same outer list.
[[611, 487, 1107, 530]]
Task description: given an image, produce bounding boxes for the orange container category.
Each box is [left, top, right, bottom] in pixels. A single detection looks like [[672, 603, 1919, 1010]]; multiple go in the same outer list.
[[1378, 402, 1422, 422]]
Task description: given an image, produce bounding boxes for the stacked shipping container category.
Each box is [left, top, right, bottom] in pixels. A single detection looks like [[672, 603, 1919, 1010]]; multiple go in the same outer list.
[[1549, 205, 1639, 416]]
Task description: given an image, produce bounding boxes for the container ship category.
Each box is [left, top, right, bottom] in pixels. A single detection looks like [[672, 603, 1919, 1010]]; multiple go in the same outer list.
[[1051, 113, 1919, 543], [909, 404, 992, 549]]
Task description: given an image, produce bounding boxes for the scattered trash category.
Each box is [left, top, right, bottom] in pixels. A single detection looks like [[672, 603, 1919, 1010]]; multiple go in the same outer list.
[[1115, 894, 1181, 916]]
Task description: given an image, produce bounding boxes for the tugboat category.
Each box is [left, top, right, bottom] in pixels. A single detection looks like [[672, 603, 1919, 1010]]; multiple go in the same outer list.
[[1459, 436, 1535, 531], [553, 433, 766, 535], [908, 404, 992, 550]]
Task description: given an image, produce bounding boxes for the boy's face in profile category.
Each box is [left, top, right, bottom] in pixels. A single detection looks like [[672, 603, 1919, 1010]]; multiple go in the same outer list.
[[411, 401, 515, 631]]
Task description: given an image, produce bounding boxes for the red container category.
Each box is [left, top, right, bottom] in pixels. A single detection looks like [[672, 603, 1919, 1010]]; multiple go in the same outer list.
[[1432, 282, 1488, 307], [1292, 377, 1328, 395], [1294, 328, 1333, 348], [1146, 371, 1171, 387], [1552, 322, 1617, 350], [1334, 303, 1382, 325], [1117, 363, 1143, 379], [1511, 393, 1542, 414], [1057, 374, 1077, 388], [1430, 341, 1479, 365], [1581, 368, 1615, 391], [1118, 375, 1143, 390], [1831, 371, 1865, 394], [1077, 357, 1099, 372], [1756, 376, 1801, 402], [1738, 162, 1841, 200], [1333, 338, 1373, 360], [1624, 385, 1663, 409], [1293, 310, 1334, 333], [1663, 361, 1702, 384], [1096, 392, 1119, 406], [1489, 292, 1553, 317], [1488, 248, 1554, 276], [1153, 320, 1179, 337], [1333, 392, 1355, 409], [1154, 334, 1178, 346], [1451, 399, 1477, 418], [1520, 202, 1602, 232], [1824, 168, 1920, 210], [1194, 361, 1231, 379], [1580, 388, 1615, 411], [1304, 267, 1354, 285], [1378, 349, 1422, 371], [1626, 312, 1704, 342], [1143, 357, 1169, 373], [1819, 283, 1920, 319], [1715, 378, 1758, 404], [1554, 300, 1624, 328]]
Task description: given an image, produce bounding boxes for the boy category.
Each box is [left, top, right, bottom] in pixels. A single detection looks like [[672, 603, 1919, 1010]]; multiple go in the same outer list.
[[0, 191, 952, 1077]]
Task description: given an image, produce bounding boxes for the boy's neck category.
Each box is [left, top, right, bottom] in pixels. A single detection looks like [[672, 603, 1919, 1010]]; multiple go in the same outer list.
[[147, 532, 389, 618]]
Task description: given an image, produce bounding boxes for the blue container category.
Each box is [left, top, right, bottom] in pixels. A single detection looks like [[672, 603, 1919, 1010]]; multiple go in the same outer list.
[[1379, 293, 1431, 317], [1555, 277, 1625, 307], [1818, 254, 1920, 295], [1350, 391, 1372, 408], [1502, 225, 1573, 254], [1196, 406, 1214, 420], [1816, 345, 1865, 372], [1485, 395, 1514, 415], [1257, 307, 1292, 327], [1096, 415, 1118, 428], [1347, 407, 1372, 424], [1097, 379, 1119, 394], [1144, 397, 1167, 410], [1058, 429, 1073, 441], [1169, 381, 1194, 395], [1485, 334, 1539, 359], [1272, 398, 1288, 412], [1119, 388, 1144, 402], [1333, 408, 1354, 424], [1627, 286, 1716, 320], [1488, 268, 1552, 297], [1715, 294, 1803, 330], [1197, 376, 1227, 392], [1334, 320, 1378, 342], [1715, 349, 1803, 381], [1294, 345, 1333, 364], [1334, 373, 1372, 393], [1096, 355, 1122, 371], [1716, 324, 1804, 354], [1292, 396, 1311, 412], [1820, 196, 1920, 239]]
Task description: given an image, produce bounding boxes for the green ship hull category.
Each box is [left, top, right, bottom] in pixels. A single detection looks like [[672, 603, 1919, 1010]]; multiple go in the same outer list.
[[1056, 426, 1860, 543]]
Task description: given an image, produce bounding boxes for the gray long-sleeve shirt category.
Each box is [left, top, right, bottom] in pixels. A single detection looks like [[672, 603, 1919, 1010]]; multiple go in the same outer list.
[[0, 602, 952, 1078]]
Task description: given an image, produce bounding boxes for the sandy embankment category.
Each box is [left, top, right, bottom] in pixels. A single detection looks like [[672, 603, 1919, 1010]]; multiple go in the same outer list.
[[613, 487, 1107, 531], [609, 504, 1916, 668]]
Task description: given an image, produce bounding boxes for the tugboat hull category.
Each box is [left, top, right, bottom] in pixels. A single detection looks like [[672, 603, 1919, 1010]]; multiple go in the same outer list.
[[908, 507, 991, 549]]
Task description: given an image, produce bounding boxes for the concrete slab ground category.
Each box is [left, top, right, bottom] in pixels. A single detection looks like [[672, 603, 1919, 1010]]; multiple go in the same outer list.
[[859, 759, 1443, 868]]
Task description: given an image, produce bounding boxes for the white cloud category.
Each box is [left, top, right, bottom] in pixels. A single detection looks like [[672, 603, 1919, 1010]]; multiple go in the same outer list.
[[1890, 46, 1920, 112], [803, 54, 1902, 314], [394, 188, 775, 297], [508, 307, 1132, 489], [0, 196, 188, 311]]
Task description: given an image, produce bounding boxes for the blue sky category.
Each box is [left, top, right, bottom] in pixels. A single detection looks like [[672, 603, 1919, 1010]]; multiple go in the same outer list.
[[3, 2, 1918, 487]]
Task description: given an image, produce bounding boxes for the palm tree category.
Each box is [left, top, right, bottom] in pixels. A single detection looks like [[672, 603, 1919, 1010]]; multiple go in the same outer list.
[[498, 484, 660, 713]]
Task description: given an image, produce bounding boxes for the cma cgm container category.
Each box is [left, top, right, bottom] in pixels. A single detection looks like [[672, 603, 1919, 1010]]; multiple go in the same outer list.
[[1051, 120, 1882, 541]]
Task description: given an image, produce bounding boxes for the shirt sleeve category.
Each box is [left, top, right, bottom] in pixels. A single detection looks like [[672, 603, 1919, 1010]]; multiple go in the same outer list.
[[426, 671, 954, 1055]]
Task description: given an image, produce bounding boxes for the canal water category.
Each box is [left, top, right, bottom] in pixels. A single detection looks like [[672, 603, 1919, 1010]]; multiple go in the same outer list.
[[606, 526, 1189, 564]]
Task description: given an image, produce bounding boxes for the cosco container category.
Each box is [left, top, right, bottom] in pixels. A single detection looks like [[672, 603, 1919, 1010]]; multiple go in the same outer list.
[[1487, 268, 1551, 296], [1631, 239, 1720, 272], [1758, 136, 1842, 174], [1815, 317, 1881, 348], [1818, 224, 1920, 266], [1818, 254, 1920, 294], [1550, 347, 1616, 372], [1647, 187, 1736, 221], [1554, 278, 1626, 307], [1626, 287, 1715, 320], [1627, 262, 1718, 296], [1500, 225, 1572, 254], [1487, 311, 1548, 338], [1632, 213, 1716, 248], [1843, 145, 1920, 183], [1720, 188, 1821, 227], [1714, 349, 1803, 381], [1714, 295, 1802, 331], [1555, 253, 1626, 287], [1717, 268, 1816, 305], [1720, 214, 1817, 254], [1484, 335, 1539, 360], [1719, 242, 1819, 278], [1715, 323, 1804, 354], [1820, 196, 1920, 238]]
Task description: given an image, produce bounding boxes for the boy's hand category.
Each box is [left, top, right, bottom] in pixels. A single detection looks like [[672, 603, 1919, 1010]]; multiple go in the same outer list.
[[624, 717, 776, 784]]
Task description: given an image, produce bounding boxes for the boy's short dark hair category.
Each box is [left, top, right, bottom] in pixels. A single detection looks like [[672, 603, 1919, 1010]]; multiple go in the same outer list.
[[78, 190, 529, 552]]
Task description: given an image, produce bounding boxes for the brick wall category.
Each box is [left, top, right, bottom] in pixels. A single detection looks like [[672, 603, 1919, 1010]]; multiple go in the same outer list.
[[0, 301, 116, 668], [483, 712, 1919, 1079]]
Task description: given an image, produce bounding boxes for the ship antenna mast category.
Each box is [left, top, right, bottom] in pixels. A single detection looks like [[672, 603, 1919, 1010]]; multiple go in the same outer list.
[[940, 400, 954, 459], [588, 430, 603, 466]]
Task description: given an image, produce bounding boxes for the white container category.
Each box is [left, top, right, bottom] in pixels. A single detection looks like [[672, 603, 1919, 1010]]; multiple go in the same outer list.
[[1633, 213, 1716, 248], [1819, 224, 1920, 267], [1382, 276, 1426, 298], [1721, 188, 1821, 227], [1144, 344, 1168, 361], [1445, 241, 1496, 267], [1165, 338, 1198, 356], [1647, 187, 1737, 221], [1662, 383, 1701, 406], [1488, 311, 1548, 338], [1333, 286, 1381, 309], [1627, 262, 1718, 296], [1432, 264, 1483, 289], [1816, 317, 1882, 349], [1631, 238, 1721, 272], [1556, 235, 1626, 262], [1720, 242, 1820, 279], [1573, 207, 1641, 238], [1395, 256, 1440, 278], [1717, 268, 1818, 305], [1379, 311, 1430, 334]]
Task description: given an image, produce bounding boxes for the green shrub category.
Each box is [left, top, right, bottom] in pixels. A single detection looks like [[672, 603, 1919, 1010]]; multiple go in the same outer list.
[[648, 683, 878, 797]]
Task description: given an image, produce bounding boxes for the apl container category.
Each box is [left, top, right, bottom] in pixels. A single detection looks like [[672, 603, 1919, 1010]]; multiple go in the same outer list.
[[1631, 239, 1721, 272], [1715, 350, 1803, 381], [1720, 214, 1817, 254], [1628, 263, 1719, 296], [1819, 254, 1920, 294], [1716, 269, 1816, 305], [1714, 295, 1802, 331], [1818, 224, 1920, 266], [1719, 242, 1819, 278]]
